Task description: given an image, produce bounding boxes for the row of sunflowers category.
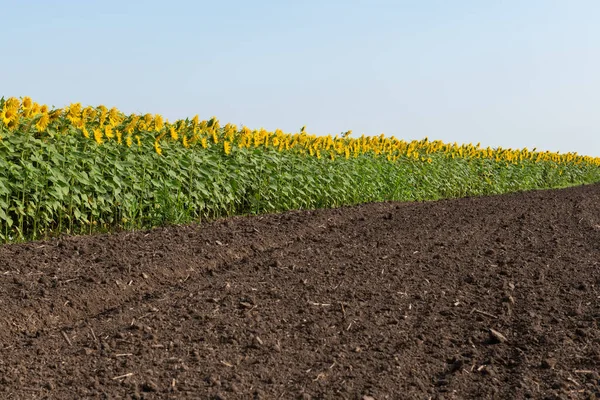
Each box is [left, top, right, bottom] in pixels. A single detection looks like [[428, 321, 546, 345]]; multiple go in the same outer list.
[[0, 96, 599, 242]]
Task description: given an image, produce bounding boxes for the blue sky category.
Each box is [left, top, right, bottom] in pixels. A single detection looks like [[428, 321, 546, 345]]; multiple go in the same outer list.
[[2, 0, 599, 156]]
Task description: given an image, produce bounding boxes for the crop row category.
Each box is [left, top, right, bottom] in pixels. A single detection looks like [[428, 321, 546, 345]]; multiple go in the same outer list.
[[1, 96, 599, 242]]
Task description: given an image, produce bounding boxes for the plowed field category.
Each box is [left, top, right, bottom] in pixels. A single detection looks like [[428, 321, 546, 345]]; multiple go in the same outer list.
[[1, 184, 599, 399]]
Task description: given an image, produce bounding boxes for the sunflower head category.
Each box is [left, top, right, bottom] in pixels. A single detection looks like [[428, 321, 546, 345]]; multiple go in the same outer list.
[[5, 97, 20, 110], [108, 107, 120, 126], [169, 125, 178, 141], [31, 102, 42, 115], [153, 114, 164, 132], [0, 108, 10, 126], [49, 109, 63, 122], [21, 96, 33, 110], [93, 128, 103, 145], [154, 140, 162, 155], [35, 113, 50, 132], [3, 108, 20, 130]]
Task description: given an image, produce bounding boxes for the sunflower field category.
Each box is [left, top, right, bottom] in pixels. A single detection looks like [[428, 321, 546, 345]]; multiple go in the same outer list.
[[1, 96, 599, 242]]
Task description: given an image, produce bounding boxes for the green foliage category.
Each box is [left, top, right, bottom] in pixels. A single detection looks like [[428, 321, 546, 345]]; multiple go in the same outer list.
[[0, 127, 599, 243]]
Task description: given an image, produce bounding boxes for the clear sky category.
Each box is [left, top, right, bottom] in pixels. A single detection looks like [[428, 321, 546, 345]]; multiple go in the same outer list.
[[2, 0, 599, 156]]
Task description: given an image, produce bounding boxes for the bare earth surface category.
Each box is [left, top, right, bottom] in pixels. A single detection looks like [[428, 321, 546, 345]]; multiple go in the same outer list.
[[0, 184, 599, 399]]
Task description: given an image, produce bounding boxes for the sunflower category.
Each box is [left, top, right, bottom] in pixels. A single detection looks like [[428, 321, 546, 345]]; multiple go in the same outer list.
[[108, 107, 120, 126], [4, 97, 20, 109], [169, 125, 178, 141], [0, 108, 10, 125], [7, 116, 20, 131], [153, 114, 164, 132], [93, 128, 103, 144], [104, 125, 114, 139], [49, 109, 63, 122], [35, 113, 50, 132], [154, 140, 162, 155], [3, 107, 20, 130], [22, 96, 33, 110], [191, 115, 199, 133], [31, 102, 41, 115]]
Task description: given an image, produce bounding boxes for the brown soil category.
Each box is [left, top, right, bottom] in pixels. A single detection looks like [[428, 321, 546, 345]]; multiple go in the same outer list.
[[1, 184, 599, 399]]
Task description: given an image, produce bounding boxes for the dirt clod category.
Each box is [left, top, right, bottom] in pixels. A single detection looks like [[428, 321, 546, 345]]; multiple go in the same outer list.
[[541, 358, 557, 369], [141, 381, 159, 392]]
